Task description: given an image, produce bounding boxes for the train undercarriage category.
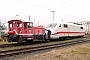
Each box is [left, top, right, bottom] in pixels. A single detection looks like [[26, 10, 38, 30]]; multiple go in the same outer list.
[[7, 30, 51, 43]]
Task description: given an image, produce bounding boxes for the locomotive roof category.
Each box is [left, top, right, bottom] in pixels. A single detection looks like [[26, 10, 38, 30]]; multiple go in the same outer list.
[[8, 20, 22, 23], [8, 20, 33, 23]]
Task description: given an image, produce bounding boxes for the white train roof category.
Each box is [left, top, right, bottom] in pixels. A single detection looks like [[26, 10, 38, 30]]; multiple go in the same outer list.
[[46, 22, 86, 27]]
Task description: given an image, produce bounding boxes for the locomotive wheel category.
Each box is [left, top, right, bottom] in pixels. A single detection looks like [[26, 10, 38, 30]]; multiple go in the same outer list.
[[45, 39, 48, 41], [8, 36, 11, 42], [27, 39, 33, 43], [8, 35, 13, 42], [59, 37, 64, 41], [18, 36, 23, 43]]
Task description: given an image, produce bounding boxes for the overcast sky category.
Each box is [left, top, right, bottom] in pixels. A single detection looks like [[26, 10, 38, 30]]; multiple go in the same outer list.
[[0, 0, 90, 25]]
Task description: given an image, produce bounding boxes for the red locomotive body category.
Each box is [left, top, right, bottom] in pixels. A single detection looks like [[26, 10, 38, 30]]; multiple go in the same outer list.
[[7, 20, 48, 43]]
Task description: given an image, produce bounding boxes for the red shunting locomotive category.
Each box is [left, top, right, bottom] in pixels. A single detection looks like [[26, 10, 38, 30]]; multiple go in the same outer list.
[[7, 20, 50, 43]]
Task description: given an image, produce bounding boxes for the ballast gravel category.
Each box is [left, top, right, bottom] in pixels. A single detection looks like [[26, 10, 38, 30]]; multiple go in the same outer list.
[[0, 42, 90, 60]]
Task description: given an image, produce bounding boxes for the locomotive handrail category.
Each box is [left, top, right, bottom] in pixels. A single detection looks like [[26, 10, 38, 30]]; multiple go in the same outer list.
[[13, 29, 18, 35]]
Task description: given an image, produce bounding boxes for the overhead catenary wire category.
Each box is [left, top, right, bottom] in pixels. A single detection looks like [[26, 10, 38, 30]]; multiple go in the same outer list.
[[17, 0, 88, 21], [17, 0, 52, 11], [74, 0, 90, 10], [74, 0, 90, 17], [59, 0, 90, 16], [49, 0, 87, 20]]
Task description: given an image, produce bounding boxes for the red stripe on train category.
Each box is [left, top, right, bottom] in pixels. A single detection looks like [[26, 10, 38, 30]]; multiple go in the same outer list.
[[51, 32, 85, 35]]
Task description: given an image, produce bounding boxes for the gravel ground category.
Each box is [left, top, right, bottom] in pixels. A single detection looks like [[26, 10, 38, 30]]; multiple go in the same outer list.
[[1, 41, 90, 60]]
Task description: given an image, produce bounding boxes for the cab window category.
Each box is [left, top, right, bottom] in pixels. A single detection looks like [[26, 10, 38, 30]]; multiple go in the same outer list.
[[24, 23, 27, 29], [9, 23, 13, 28], [9, 22, 13, 28], [17, 22, 22, 27], [28, 23, 33, 28]]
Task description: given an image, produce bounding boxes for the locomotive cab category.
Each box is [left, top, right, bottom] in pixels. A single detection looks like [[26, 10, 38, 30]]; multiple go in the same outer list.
[[8, 20, 22, 34], [8, 20, 33, 34], [8, 20, 23, 42], [7, 19, 51, 43], [7, 20, 34, 43]]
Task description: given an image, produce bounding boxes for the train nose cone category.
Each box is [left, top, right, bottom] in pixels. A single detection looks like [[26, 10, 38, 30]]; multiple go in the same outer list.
[[8, 31, 15, 34]]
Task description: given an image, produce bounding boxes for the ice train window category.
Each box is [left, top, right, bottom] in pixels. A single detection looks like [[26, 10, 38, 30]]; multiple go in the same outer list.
[[46, 23, 57, 28], [63, 24, 68, 28], [59, 24, 61, 27], [80, 27, 83, 29]]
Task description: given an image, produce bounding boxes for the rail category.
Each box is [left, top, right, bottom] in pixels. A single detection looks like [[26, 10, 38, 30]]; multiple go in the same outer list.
[[0, 39, 90, 58]]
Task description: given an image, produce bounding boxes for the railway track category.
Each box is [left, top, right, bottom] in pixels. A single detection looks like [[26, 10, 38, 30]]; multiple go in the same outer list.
[[0, 41, 47, 48], [0, 39, 90, 58], [0, 37, 87, 48], [0, 43, 31, 48], [0, 43, 18, 48]]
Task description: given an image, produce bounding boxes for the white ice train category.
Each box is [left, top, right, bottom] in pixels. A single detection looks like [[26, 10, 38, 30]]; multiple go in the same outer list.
[[45, 22, 86, 39]]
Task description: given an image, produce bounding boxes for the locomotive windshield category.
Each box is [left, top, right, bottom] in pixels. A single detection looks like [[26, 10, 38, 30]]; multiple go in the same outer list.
[[9, 22, 13, 28], [27, 23, 33, 28], [17, 22, 22, 27], [46, 23, 57, 28]]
